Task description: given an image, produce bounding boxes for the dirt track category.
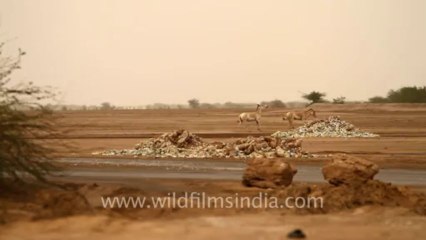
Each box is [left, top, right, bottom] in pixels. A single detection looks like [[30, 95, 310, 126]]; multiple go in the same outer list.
[[53, 158, 426, 186]]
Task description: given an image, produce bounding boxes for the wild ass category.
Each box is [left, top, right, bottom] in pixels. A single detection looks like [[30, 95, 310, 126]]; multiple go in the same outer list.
[[283, 108, 316, 128], [238, 104, 269, 130]]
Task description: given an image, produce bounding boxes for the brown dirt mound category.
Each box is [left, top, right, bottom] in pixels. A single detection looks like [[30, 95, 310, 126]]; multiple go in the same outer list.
[[242, 158, 297, 189], [322, 154, 379, 186], [0, 183, 92, 224], [274, 180, 426, 215], [33, 188, 92, 219]]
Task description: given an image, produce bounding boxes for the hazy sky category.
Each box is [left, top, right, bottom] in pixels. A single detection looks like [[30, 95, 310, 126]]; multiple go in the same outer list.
[[1, 0, 425, 105]]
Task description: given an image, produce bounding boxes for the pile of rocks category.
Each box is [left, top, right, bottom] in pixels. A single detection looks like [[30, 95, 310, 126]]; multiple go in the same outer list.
[[101, 129, 217, 158], [272, 116, 379, 138], [100, 130, 311, 159], [142, 129, 204, 149], [232, 136, 307, 158]]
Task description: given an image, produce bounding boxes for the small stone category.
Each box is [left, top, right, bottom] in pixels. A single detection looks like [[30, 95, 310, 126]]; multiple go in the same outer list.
[[275, 146, 286, 157], [287, 229, 306, 239]]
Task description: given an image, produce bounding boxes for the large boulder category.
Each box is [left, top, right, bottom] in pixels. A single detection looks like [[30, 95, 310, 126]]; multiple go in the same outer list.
[[242, 158, 297, 189], [322, 154, 379, 186]]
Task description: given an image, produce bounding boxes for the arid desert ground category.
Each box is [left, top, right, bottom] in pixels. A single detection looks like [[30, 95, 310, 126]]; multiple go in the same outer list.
[[55, 103, 426, 167], [1, 103, 426, 240]]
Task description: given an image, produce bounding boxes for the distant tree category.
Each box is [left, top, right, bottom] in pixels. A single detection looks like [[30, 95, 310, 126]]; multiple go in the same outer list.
[[368, 86, 426, 103], [302, 91, 327, 104], [261, 99, 286, 108], [100, 102, 114, 110], [0, 43, 56, 183], [332, 96, 346, 104], [188, 98, 200, 109], [387, 86, 426, 103], [368, 96, 389, 103]]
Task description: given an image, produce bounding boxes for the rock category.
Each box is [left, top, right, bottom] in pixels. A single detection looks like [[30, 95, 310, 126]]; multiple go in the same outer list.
[[235, 143, 250, 151], [246, 145, 256, 154], [267, 138, 278, 148], [264, 151, 276, 158], [242, 158, 297, 189], [287, 139, 302, 148], [211, 141, 225, 149], [275, 146, 286, 157], [287, 229, 306, 239], [322, 154, 379, 186], [176, 130, 190, 147]]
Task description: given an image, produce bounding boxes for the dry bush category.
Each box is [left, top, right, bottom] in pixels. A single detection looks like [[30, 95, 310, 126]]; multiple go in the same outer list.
[[0, 42, 57, 183]]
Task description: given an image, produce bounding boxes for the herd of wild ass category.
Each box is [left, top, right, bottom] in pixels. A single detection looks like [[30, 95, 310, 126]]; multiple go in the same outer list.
[[238, 104, 317, 130]]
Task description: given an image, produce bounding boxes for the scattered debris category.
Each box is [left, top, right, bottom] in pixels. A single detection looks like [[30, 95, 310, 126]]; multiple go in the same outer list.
[[242, 158, 297, 189], [322, 154, 379, 186], [273, 116, 379, 138], [99, 130, 312, 159]]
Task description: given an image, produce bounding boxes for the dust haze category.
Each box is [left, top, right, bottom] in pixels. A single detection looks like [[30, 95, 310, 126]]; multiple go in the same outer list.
[[1, 0, 425, 105]]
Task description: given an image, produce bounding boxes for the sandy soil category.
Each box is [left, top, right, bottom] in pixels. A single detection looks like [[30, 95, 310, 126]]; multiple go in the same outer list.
[[1, 179, 425, 239], [2, 208, 425, 240], [1, 103, 426, 239], [53, 103, 426, 136]]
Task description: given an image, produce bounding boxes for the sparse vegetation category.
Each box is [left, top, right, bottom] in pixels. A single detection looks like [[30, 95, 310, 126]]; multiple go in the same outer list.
[[369, 86, 426, 103], [333, 97, 346, 104], [100, 102, 114, 110], [261, 99, 286, 108], [387, 86, 426, 103], [0, 43, 56, 183], [368, 96, 389, 103]]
